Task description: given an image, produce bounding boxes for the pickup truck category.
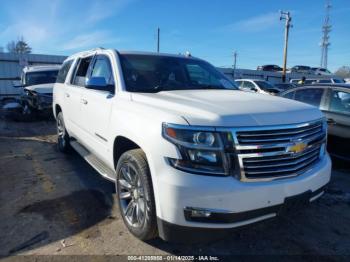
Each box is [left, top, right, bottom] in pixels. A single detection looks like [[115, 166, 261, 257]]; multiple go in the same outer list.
[[53, 48, 331, 242]]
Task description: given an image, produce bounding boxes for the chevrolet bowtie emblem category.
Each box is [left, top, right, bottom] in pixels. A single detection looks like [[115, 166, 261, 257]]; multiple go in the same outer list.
[[287, 142, 307, 154]]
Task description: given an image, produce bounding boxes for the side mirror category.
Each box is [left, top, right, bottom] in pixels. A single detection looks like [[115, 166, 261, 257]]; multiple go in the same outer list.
[[251, 87, 258, 92], [12, 80, 23, 88], [85, 77, 113, 92]]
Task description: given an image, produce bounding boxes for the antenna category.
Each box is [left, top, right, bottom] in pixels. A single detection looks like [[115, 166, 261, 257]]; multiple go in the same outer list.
[[320, 0, 332, 69], [157, 27, 160, 53]]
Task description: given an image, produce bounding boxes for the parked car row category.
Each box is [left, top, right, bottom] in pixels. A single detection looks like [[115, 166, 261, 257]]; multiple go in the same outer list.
[[257, 64, 333, 76], [279, 84, 350, 161]]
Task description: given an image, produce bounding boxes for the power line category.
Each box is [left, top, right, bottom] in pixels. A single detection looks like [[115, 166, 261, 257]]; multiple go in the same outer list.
[[320, 0, 332, 69]]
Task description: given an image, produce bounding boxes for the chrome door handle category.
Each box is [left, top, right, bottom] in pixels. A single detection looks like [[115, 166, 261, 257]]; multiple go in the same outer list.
[[65, 93, 70, 98], [327, 118, 336, 125], [81, 99, 88, 105]]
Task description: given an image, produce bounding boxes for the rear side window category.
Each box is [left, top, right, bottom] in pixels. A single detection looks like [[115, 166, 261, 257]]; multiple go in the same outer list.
[[56, 60, 73, 83], [329, 90, 350, 115], [71, 56, 93, 87], [294, 88, 324, 107]]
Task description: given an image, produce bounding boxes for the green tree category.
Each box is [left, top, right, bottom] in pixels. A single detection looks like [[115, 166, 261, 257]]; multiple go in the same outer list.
[[6, 36, 32, 54]]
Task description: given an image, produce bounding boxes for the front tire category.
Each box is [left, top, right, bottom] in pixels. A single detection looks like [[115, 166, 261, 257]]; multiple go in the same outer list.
[[116, 149, 157, 240], [56, 112, 71, 153]]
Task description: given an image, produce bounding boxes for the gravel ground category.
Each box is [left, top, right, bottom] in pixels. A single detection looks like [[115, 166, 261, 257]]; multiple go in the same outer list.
[[0, 110, 350, 259]]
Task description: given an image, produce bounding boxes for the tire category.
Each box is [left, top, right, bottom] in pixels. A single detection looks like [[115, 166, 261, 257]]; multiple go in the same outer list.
[[115, 149, 157, 240], [56, 112, 71, 153]]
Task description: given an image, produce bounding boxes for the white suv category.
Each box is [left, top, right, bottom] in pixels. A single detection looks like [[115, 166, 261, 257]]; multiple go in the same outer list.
[[53, 48, 331, 242], [235, 79, 281, 95]]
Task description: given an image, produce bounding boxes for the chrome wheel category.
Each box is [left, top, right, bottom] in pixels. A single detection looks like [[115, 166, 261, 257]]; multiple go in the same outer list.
[[57, 118, 64, 137], [118, 164, 146, 228]]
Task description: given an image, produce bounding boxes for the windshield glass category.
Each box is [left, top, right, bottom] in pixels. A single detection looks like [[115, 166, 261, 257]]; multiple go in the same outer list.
[[255, 81, 275, 91], [25, 70, 59, 86], [119, 54, 237, 92]]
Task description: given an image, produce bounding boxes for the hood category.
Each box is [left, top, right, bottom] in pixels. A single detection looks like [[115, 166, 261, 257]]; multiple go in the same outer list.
[[131, 89, 323, 127], [24, 83, 54, 94]]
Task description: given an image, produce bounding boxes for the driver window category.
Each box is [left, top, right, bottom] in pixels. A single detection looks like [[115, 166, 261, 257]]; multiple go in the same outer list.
[[90, 56, 115, 87]]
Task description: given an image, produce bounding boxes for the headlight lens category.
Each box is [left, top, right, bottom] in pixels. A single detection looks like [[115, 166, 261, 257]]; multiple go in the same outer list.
[[162, 123, 236, 176]]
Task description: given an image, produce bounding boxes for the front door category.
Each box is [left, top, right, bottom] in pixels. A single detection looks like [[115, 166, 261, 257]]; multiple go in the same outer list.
[[79, 54, 116, 163]]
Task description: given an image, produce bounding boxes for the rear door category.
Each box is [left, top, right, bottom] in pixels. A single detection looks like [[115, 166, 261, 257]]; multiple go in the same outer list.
[[322, 88, 350, 159], [79, 54, 116, 161]]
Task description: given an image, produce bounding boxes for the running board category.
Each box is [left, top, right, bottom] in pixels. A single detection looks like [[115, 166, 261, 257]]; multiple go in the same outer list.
[[70, 141, 116, 182]]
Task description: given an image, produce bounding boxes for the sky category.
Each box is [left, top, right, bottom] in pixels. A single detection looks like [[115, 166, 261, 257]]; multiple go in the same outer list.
[[0, 0, 349, 71]]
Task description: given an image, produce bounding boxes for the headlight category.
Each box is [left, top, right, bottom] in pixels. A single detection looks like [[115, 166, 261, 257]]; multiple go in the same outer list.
[[162, 123, 236, 176]]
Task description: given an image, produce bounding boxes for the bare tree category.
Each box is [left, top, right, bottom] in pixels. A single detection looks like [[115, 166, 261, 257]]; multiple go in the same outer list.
[[6, 36, 32, 54], [335, 66, 350, 78]]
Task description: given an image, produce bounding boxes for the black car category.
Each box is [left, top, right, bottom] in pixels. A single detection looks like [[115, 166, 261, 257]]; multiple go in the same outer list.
[[280, 84, 350, 160], [257, 64, 282, 72]]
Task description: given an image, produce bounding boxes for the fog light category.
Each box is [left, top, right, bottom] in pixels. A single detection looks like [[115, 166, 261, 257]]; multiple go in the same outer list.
[[185, 207, 212, 218]]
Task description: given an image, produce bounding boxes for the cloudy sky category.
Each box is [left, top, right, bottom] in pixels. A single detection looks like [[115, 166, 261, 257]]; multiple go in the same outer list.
[[0, 0, 349, 71]]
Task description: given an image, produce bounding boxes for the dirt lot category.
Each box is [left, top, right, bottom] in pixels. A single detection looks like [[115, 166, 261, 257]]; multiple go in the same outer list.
[[1, 112, 350, 259]]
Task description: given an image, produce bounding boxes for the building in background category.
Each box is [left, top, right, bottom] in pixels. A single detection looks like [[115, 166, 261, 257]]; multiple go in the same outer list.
[[0, 52, 66, 99]]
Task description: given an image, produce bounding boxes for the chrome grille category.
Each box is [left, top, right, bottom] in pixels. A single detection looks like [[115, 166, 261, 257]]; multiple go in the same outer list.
[[224, 119, 326, 182]]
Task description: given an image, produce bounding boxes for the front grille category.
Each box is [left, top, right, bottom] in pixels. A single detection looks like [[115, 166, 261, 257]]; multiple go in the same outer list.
[[227, 119, 326, 182]]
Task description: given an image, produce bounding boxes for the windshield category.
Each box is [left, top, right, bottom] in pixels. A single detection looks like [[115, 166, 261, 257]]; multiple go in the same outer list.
[[119, 54, 237, 92], [255, 81, 275, 91], [25, 70, 59, 86]]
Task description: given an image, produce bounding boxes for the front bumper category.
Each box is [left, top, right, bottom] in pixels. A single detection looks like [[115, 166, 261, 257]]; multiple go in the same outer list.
[[156, 153, 331, 241], [21, 92, 53, 110]]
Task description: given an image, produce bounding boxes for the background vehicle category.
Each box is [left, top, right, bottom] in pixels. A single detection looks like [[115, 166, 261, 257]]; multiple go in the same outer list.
[[53, 48, 331, 243], [257, 64, 282, 72], [291, 65, 312, 74], [289, 78, 344, 85], [311, 67, 332, 76], [15, 65, 60, 114], [235, 79, 282, 95], [280, 84, 350, 160]]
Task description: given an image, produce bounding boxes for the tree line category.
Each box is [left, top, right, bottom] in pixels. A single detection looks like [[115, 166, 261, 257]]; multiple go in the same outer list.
[[0, 36, 32, 54]]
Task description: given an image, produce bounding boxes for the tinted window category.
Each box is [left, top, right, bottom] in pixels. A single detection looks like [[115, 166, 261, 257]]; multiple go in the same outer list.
[[255, 81, 275, 91], [333, 78, 344, 83], [282, 91, 295, 99], [243, 81, 255, 89], [119, 54, 236, 92], [25, 70, 59, 86], [317, 79, 331, 84], [90, 56, 114, 86], [72, 56, 93, 87], [294, 88, 324, 107], [329, 90, 350, 114], [56, 60, 73, 83]]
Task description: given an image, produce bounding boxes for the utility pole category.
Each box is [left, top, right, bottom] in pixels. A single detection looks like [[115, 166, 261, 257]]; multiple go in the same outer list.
[[233, 51, 237, 79], [320, 0, 331, 69], [157, 27, 160, 53], [280, 11, 292, 83]]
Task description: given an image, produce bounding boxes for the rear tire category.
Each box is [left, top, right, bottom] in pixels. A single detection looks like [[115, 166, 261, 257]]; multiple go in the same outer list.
[[57, 112, 71, 153], [115, 149, 158, 240]]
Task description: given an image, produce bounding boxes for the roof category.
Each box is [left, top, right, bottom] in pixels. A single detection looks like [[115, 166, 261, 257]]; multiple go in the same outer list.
[[235, 79, 267, 82], [23, 64, 61, 73], [64, 48, 201, 62], [280, 83, 350, 95]]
